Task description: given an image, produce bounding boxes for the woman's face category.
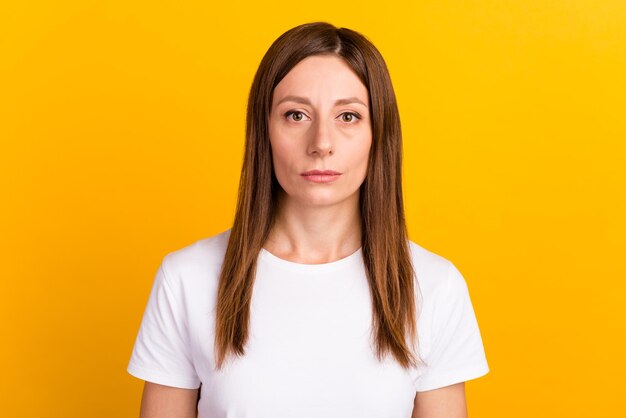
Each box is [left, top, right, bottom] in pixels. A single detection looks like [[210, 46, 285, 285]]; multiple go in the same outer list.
[[268, 54, 372, 208]]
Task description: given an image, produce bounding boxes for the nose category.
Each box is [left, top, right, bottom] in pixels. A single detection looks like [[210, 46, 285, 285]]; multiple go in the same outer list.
[[307, 117, 334, 157]]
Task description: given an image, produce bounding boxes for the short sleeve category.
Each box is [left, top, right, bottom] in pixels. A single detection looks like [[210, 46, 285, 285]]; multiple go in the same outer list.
[[414, 262, 489, 391], [127, 258, 201, 389]]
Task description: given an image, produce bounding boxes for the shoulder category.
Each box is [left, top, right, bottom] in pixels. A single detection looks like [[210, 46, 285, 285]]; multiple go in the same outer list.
[[160, 228, 232, 289], [407, 240, 469, 310]]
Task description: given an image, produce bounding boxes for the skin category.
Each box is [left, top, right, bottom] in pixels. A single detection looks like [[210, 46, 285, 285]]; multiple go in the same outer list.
[[138, 382, 197, 418], [412, 382, 468, 418], [137, 54, 469, 417], [263, 54, 371, 263]]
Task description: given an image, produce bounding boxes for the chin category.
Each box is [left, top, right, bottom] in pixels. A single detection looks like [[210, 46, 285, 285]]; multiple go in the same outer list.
[[298, 191, 358, 208]]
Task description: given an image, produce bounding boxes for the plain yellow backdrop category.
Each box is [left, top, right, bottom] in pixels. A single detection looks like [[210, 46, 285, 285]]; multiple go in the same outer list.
[[1, 1, 624, 416]]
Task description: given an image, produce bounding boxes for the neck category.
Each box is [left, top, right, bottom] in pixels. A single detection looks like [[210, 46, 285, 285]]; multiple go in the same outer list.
[[264, 189, 362, 264]]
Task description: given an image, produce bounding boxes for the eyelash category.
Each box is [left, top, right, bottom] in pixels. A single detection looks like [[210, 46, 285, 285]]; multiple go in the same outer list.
[[284, 110, 362, 124]]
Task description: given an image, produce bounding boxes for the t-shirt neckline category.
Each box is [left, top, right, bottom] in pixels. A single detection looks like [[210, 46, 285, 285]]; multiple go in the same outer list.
[[259, 246, 363, 274]]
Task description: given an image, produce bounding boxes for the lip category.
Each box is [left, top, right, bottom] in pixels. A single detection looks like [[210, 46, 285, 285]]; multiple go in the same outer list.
[[301, 169, 342, 176], [300, 170, 342, 184]]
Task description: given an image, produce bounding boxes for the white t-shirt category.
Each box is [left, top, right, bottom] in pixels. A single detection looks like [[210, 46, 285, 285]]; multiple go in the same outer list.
[[127, 228, 489, 417]]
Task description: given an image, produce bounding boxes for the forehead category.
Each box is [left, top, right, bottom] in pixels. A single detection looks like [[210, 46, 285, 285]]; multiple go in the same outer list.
[[272, 55, 368, 103]]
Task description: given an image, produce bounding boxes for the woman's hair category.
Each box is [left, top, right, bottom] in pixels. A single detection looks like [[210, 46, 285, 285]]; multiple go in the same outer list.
[[214, 21, 423, 371]]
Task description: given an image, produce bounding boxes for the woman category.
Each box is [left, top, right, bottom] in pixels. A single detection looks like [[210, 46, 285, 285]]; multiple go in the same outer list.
[[127, 21, 489, 418]]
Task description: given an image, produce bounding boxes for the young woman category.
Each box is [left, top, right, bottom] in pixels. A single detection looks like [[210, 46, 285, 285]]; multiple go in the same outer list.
[[127, 21, 489, 418]]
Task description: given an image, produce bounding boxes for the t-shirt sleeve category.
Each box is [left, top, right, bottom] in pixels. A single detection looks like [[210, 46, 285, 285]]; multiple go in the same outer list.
[[414, 261, 489, 392], [127, 257, 201, 389]]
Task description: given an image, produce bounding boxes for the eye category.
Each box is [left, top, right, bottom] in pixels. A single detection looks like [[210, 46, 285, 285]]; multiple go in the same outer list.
[[284, 110, 309, 122], [339, 112, 361, 124]]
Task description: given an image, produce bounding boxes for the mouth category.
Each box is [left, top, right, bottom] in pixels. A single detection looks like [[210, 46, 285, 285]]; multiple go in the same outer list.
[[301, 169, 342, 176], [300, 170, 342, 184]]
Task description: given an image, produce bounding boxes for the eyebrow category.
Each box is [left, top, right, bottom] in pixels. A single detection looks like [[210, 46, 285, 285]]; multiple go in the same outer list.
[[276, 95, 368, 108]]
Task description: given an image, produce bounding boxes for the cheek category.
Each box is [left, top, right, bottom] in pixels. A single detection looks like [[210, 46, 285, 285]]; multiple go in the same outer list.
[[269, 118, 299, 151], [269, 125, 288, 166], [271, 147, 290, 173], [353, 136, 372, 172], [269, 140, 299, 187]]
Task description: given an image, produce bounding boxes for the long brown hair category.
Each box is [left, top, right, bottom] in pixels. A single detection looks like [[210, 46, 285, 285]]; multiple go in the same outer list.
[[214, 21, 423, 371]]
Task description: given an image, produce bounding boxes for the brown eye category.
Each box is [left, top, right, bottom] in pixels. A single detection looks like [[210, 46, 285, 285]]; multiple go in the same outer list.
[[340, 112, 360, 123], [285, 111, 306, 122]]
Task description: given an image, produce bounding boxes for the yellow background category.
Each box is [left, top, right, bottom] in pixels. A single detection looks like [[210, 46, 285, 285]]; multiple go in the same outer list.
[[1, 1, 624, 416]]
